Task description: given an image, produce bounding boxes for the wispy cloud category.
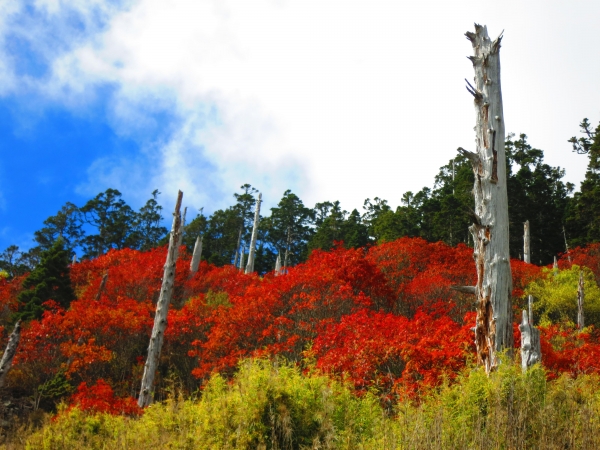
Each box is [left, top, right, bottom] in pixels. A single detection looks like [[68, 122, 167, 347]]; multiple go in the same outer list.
[[2, 0, 600, 214]]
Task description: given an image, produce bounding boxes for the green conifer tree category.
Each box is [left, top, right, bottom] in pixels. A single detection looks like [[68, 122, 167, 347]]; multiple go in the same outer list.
[[16, 239, 76, 321]]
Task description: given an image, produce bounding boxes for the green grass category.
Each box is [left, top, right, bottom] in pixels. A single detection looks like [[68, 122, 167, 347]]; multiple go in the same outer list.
[[8, 358, 600, 449]]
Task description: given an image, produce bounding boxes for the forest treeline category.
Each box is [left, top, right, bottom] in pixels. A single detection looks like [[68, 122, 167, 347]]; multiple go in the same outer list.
[[2, 119, 599, 277]]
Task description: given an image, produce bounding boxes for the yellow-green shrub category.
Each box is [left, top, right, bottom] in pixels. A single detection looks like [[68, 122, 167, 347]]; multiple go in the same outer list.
[[526, 265, 600, 326]]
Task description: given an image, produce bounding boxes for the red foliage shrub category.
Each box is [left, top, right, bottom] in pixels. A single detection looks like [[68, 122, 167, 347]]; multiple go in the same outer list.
[[68, 379, 141, 416], [9, 237, 600, 411]]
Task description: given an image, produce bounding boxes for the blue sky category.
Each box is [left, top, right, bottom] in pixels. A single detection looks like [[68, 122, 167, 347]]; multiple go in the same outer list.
[[1, 0, 600, 252]]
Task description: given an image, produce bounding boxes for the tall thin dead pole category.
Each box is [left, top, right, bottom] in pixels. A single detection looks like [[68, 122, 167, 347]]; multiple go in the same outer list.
[[239, 247, 245, 272], [245, 193, 262, 274], [0, 321, 21, 388], [233, 227, 243, 268], [95, 273, 109, 301], [563, 226, 572, 265], [458, 24, 513, 374], [520, 220, 540, 371], [177, 207, 187, 248], [577, 270, 585, 330], [138, 190, 183, 408], [190, 235, 203, 275], [524, 221, 533, 322], [275, 254, 282, 276]]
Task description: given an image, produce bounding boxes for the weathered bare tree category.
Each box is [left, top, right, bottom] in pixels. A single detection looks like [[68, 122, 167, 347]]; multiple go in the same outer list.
[[458, 24, 513, 374], [245, 193, 262, 274], [520, 220, 541, 371], [239, 247, 245, 272], [95, 273, 108, 301], [190, 235, 203, 275], [578, 270, 585, 330], [523, 221, 533, 321], [138, 191, 183, 408], [274, 253, 282, 276], [0, 321, 21, 388]]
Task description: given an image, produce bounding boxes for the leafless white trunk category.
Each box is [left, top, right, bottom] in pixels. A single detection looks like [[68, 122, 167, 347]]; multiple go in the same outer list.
[[239, 247, 245, 271], [138, 190, 183, 408], [177, 207, 187, 248], [275, 254, 282, 276], [523, 221, 530, 264], [520, 221, 541, 370], [245, 193, 262, 274], [523, 221, 534, 322], [0, 320, 21, 388], [563, 226, 572, 265], [518, 310, 540, 372], [578, 270, 585, 330], [460, 24, 513, 374], [190, 235, 203, 275], [233, 227, 243, 268]]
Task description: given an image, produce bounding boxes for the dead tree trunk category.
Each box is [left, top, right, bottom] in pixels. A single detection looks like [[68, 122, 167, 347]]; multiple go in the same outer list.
[[245, 193, 262, 274], [233, 227, 243, 268], [0, 320, 21, 388], [95, 273, 108, 301], [275, 254, 282, 276], [523, 221, 533, 322], [460, 24, 513, 374], [190, 236, 203, 275], [521, 221, 541, 370], [524, 221, 530, 264], [518, 310, 540, 372], [563, 226, 572, 265], [578, 270, 585, 330], [138, 190, 183, 408], [177, 207, 187, 248]]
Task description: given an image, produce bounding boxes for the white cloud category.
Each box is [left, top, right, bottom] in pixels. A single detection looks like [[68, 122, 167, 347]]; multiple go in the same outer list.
[[4, 0, 600, 212]]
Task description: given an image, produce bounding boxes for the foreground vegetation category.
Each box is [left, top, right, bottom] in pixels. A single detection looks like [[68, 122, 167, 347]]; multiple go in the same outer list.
[[2, 358, 596, 449]]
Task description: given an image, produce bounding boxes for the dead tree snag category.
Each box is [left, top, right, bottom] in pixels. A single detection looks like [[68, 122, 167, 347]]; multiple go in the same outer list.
[[138, 190, 183, 408], [464, 24, 513, 374]]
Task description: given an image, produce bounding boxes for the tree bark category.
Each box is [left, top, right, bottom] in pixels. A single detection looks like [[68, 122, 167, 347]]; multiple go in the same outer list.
[[523, 221, 530, 264], [177, 207, 187, 248], [138, 190, 183, 408], [463, 24, 513, 374], [275, 254, 282, 276], [95, 273, 108, 301], [523, 221, 534, 322], [190, 235, 203, 275], [578, 270, 585, 330], [563, 226, 572, 265], [518, 310, 540, 372], [0, 321, 21, 388], [233, 227, 242, 268], [239, 247, 245, 271], [245, 193, 262, 274], [521, 220, 541, 370]]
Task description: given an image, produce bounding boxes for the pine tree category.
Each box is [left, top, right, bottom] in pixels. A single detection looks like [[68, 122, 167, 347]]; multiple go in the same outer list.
[[16, 239, 76, 321], [567, 119, 600, 246]]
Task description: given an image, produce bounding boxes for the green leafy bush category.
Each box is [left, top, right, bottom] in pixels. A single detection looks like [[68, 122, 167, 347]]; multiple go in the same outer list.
[[526, 265, 600, 326]]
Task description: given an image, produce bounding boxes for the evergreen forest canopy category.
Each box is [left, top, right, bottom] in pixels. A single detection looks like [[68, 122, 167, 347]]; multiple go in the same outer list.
[[2, 119, 599, 277]]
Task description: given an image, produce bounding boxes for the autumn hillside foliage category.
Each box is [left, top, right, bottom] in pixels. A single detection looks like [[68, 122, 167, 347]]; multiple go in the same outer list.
[[2, 238, 600, 447]]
